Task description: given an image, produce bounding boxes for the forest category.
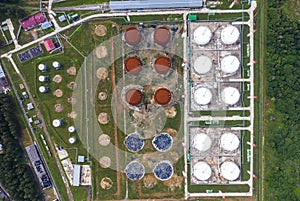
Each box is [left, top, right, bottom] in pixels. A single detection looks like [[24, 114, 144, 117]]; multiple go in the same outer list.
[[0, 95, 41, 201], [0, 0, 26, 22], [265, 0, 300, 200]]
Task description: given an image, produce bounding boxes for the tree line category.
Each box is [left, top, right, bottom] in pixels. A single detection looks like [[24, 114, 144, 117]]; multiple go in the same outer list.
[[0, 95, 41, 201], [265, 0, 300, 200]]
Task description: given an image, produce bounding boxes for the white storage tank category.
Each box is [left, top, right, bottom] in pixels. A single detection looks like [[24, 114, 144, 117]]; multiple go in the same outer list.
[[192, 133, 212, 152], [193, 162, 212, 181], [194, 26, 212, 45], [194, 87, 212, 105], [68, 137, 76, 144], [52, 61, 61, 70], [221, 25, 240, 45], [220, 161, 240, 181], [39, 86, 48, 93], [38, 64, 47, 72], [193, 55, 212, 75], [221, 55, 240, 74], [52, 119, 62, 127], [221, 87, 240, 105], [68, 126, 76, 133], [38, 75, 48, 82], [220, 132, 240, 151]]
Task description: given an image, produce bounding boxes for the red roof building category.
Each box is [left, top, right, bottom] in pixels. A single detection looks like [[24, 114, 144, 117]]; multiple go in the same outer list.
[[44, 39, 55, 52], [20, 12, 47, 30]]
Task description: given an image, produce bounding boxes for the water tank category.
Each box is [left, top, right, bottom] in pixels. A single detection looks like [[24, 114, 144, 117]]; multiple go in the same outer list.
[[124, 161, 145, 181], [152, 133, 173, 152], [124, 133, 144, 152], [153, 161, 173, 181]]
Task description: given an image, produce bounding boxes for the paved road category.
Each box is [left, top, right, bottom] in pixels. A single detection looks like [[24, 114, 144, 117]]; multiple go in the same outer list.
[[53, 3, 108, 11], [3, 19, 20, 49]]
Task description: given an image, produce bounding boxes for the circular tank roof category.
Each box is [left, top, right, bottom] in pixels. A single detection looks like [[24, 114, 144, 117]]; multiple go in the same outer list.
[[194, 26, 212, 45], [52, 61, 60, 68], [68, 126, 76, 133], [221, 133, 240, 151], [153, 161, 173, 181], [193, 162, 212, 181], [124, 56, 142, 74], [193, 55, 212, 75], [124, 133, 144, 152], [152, 133, 173, 152], [39, 86, 47, 93], [38, 64, 46, 70], [194, 88, 212, 105], [221, 55, 240, 74], [154, 56, 171, 74], [221, 87, 240, 105], [220, 161, 240, 181], [192, 133, 212, 152], [52, 119, 61, 127], [154, 27, 171, 46], [38, 75, 46, 82], [154, 88, 172, 105], [68, 137, 76, 144], [221, 25, 240, 45], [124, 27, 142, 46], [125, 161, 145, 181], [125, 88, 143, 106]]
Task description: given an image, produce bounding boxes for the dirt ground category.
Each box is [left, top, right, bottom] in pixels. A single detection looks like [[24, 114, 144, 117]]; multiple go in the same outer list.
[[54, 104, 64, 112], [68, 112, 77, 119], [96, 67, 108, 80], [95, 25, 107, 37], [53, 89, 63, 97], [163, 174, 183, 191], [52, 75, 62, 83], [67, 67, 77, 75], [100, 177, 113, 189], [95, 46, 107, 59]]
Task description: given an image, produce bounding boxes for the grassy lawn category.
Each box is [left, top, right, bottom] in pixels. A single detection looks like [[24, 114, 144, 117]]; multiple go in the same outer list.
[[53, 0, 109, 8], [253, 0, 266, 200]]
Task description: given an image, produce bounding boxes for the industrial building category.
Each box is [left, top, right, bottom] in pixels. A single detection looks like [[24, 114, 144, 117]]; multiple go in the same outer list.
[[109, 0, 203, 10]]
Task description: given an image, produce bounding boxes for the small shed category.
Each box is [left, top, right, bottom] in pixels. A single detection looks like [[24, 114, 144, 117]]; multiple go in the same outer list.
[[27, 103, 34, 110], [44, 39, 55, 52], [73, 164, 81, 186], [188, 14, 197, 21], [58, 15, 66, 22], [78, 156, 85, 163]]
